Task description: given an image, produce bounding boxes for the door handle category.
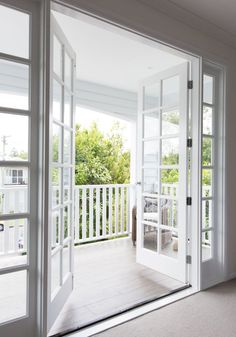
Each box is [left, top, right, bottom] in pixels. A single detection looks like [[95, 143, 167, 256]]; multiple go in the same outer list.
[[136, 182, 142, 185]]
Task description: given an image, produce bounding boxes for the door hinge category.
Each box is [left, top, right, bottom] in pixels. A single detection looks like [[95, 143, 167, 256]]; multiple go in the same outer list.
[[187, 197, 192, 206], [187, 138, 192, 148], [186, 255, 192, 264], [188, 80, 193, 89]]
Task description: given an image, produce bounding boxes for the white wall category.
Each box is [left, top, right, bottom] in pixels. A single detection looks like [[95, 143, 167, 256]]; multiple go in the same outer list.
[[60, 0, 236, 280]]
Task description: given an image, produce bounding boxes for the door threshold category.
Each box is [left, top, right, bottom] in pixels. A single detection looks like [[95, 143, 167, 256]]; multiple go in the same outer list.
[[52, 285, 196, 337]]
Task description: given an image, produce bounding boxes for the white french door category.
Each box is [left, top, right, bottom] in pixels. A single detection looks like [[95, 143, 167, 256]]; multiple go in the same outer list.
[[47, 14, 76, 331], [137, 63, 189, 283]]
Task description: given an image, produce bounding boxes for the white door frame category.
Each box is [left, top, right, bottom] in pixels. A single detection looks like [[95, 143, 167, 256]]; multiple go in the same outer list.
[[39, 1, 202, 336]]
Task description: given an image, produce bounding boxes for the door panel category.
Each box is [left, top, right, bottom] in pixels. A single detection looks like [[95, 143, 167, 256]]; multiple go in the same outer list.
[[137, 63, 188, 283], [48, 15, 76, 331]]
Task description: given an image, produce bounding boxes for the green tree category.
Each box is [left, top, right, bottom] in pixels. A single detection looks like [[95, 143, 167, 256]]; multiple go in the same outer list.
[[75, 122, 130, 185]]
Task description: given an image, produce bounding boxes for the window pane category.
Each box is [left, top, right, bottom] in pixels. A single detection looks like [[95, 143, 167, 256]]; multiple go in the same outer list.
[[64, 205, 70, 239], [65, 53, 72, 90], [52, 168, 61, 208], [53, 79, 62, 121], [64, 90, 71, 127], [63, 130, 71, 164], [161, 169, 179, 195], [0, 219, 27, 268], [161, 138, 179, 165], [160, 199, 178, 228], [143, 140, 158, 167], [53, 36, 62, 79], [202, 137, 212, 166], [143, 168, 158, 194], [202, 199, 213, 230], [160, 229, 178, 259], [202, 169, 213, 197], [143, 224, 158, 252], [161, 109, 179, 136], [63, 168, 71, 202], [0, 59, 29, 110], [0, 168, 28, 215], [0, 113, 28, 161], [0, 270, 27, 324], [144, 83, 160, 110], [143, 111, 158, 138], [162, 76, 179, 107], [203, 75, 213, 105], [202, 230, 212, 261], [0, 5, 29, 59], [143, 197, 158, 224], [52, 124, 61, 163], [203, 106, 213, 135], [51, 211, 60, 249]]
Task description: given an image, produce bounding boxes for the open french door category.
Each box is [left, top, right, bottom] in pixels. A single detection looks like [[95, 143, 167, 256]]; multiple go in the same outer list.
[[136, 63, 189, 283], [47, 14, 76, 331]]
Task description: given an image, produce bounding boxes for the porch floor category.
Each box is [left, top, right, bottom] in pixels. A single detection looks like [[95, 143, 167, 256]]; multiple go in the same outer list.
[[49, 237, 185, 336]]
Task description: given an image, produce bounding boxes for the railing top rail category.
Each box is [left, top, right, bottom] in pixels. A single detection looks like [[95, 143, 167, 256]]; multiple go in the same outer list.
[[75, 183, 134, 189]]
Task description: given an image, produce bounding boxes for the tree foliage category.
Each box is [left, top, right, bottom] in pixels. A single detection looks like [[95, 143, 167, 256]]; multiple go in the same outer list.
[[75, 122, 130, 185]]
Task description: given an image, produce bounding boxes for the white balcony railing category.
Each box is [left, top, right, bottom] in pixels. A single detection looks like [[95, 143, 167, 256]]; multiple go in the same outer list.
[[74, 184, 133, 244]]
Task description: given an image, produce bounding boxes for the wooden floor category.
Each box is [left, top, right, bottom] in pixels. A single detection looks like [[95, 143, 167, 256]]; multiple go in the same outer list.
[[49, 237, 184, 336]]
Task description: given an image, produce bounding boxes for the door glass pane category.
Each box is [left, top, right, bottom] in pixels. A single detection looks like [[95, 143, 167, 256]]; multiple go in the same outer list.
[[143, 111, 158, 138], [202, 137, 212, 166], [160, 229, 178, 259], [63, 130, 71, 164], [161, 169, 179, 195], [0, 113, 28, 161], [162, 76, 179, 107], [143, 168, 158, 194], [0, 219, 27, 268], [53, 36, 62, 79], [143, 197, 158, 224], [202, 230, 212, 261], [63, 168, 71, 202], [0, 59, 29, 110], [144, 83, 160, 110], [202, 169, 213, 197], [203, 75, 213, 105], [202, 199, 213, 230], [0, 5, 29, 59], [65, 53, 72, 90], [53, 79, 62, 121], [160, 199, 178, 228], [161, 109, 179, 136], [51, 251, 61, 297], [52, 168, 61, 208], [52, 124, 61, 163], [0, 270, 27, 324], [161, 138, 179, 165], [0, 168, 28, 214], [64, 205, 69, 239], [51, 211, 60, 249], [203, 106, 213, 135], [143, 140, 158, 166], [64, 90, 71, 127], [143, 224, 158, 252]]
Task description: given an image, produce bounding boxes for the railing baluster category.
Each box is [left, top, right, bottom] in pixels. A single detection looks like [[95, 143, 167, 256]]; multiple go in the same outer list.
[[102, 187, 106, 236], [4, 223, 9, 254], [14, 220, 19, 252], [109, 187, 112, 236], [82, 187, 86, 240], [120, 186, 124, 234], [74, 188, 79, 243], [96, 188, 100, 238], [115, 186, 119, 236], [89, 188, 94, 239], [126, 186, 130, 234]]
